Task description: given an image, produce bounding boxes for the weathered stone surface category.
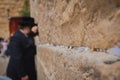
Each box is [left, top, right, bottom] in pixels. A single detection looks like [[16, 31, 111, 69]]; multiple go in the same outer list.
[[30, 0, 120, 80], [31, 0, 120, 49], [36, 44, 120, 80], [0, 0, 24, 39]]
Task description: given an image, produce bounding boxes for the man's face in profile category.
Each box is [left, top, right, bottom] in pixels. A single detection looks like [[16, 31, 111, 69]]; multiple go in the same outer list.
[[24, 26, 31, 34]]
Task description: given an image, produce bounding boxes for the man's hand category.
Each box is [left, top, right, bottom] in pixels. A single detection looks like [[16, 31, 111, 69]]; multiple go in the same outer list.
[[21, 75, 29, 80], [31, 26, 38, 33]]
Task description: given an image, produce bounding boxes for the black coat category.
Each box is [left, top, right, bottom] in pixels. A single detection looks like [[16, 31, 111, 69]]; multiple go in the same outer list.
[[7, 30, 37, 80]]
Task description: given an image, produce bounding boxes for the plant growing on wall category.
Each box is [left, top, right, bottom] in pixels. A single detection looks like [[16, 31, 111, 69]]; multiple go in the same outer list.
[[20, 0, 30, 16]]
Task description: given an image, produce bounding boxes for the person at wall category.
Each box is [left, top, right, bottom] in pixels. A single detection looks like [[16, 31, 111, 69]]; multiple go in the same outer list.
[[7, 17, 38, 80], [0, 39, 8, 56]]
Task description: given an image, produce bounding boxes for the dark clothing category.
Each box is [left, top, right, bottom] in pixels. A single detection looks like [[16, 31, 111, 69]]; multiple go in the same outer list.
[[7, 30, 37, 80]]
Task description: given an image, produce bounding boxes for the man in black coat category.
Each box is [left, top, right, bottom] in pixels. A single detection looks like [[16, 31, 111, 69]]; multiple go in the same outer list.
[[7, 17, 38, 80]]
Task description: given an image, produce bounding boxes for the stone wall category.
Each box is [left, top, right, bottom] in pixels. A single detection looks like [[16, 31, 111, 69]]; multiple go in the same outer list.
[[31, 0, 120, 49], [0, 0, 24, 39], [30, 0, 120, 80], [36, 44, 120, 80]]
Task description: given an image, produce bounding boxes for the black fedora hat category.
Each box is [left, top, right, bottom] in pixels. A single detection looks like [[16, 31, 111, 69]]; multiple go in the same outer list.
[[19, 17, 37, 28]]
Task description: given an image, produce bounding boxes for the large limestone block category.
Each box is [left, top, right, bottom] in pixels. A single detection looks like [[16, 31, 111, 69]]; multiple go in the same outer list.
[[31, 0, 120, 49], [36, 44, 120, 80]]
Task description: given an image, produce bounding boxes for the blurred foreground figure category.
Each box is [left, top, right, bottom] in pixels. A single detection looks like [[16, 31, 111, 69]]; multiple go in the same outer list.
[[0, 76, 12, 80], [7, 17, 38, 80]]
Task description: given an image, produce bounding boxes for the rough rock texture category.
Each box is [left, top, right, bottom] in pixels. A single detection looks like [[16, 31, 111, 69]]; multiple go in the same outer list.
[[30, 0, 120, 80], [0, 0, 24, 39], [31, 0, 120, 49], [36, 44, 120, 80]]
